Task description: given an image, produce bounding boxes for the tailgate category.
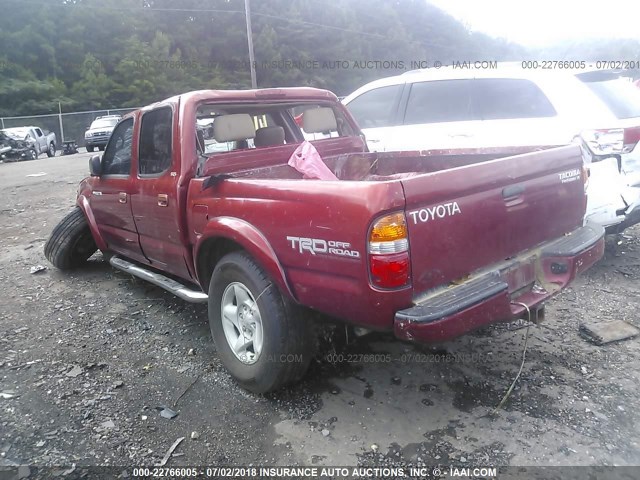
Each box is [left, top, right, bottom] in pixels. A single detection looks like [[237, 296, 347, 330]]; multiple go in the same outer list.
[[401, 145, 586, 295]]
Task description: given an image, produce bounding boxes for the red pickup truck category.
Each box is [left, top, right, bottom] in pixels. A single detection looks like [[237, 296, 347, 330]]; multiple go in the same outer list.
[[45, 87, 604, 393]]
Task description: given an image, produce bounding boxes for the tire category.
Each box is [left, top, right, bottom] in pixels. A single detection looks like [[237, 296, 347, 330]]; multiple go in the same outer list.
[[86, 145, 94, 152], [44, 207, 98, 270], [29, 149, 38, 160], [208, 252, 313, 393], [47, 142, 55, 157], [98, 145, 105, 151]]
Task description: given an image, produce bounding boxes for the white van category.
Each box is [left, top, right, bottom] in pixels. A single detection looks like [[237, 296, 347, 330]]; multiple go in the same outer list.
[[343, 66, 640, 232]]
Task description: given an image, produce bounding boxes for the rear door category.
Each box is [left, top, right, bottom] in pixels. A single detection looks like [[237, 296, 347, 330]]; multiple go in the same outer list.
[[130, 106, 191, 280], [89, 117, 145, 261], [401, 146, 586, 295]]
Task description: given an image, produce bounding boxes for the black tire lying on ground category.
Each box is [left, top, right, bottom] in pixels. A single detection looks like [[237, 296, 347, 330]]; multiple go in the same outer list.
[[44, 207, 98, 270]]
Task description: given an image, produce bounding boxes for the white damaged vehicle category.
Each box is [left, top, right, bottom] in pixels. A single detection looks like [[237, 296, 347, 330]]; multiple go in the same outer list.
[[343, 66, 640, 233]]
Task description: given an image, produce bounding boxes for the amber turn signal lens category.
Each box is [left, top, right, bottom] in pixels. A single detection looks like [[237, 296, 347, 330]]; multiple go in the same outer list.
[[370, 213, 407, 243]]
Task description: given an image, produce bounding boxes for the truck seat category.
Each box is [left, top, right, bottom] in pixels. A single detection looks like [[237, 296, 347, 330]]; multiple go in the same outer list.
[[254, 126, 285, 147], [302, 107, 337, 133], [213, 114, 256, 143]]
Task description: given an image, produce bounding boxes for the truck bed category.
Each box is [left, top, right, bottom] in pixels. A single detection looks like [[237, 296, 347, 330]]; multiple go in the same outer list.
[[223, 146, 554, 181]]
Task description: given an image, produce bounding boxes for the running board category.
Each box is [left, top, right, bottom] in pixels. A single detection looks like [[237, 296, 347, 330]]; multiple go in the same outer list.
[[109, 256, 208, 303]]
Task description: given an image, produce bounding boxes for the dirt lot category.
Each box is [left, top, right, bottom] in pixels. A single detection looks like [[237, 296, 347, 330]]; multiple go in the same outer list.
[[1, 153, 640, 474]]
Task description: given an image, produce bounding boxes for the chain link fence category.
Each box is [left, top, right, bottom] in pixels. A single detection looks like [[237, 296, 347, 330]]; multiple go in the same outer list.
[[0, 108, 139, 149]]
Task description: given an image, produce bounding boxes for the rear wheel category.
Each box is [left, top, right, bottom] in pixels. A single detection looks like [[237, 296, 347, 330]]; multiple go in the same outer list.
[[47, 142, 55, 157], [44, 207, 98, 270], [86, 145, 94, 152], [208, 252, 313, 393]]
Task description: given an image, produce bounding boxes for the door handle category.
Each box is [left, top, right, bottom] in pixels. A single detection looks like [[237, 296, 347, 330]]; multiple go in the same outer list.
[[502, 185, 525, 198], [157, 194, 168, 207], [118, 192, 127, 204]]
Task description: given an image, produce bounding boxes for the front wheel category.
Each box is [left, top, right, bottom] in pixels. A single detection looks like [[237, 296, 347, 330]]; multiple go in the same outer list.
[[47, 142, 55, 157], [208, 252, 312, 393], [29, 149, 38, 160], [44, 207, 98, 269]]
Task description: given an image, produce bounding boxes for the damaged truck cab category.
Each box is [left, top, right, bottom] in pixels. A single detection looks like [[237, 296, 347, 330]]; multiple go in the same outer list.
[[45, 88, 604, 393]]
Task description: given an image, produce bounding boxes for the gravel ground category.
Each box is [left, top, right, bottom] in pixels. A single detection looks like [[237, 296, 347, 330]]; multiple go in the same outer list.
[[1, 153, 639, 475]]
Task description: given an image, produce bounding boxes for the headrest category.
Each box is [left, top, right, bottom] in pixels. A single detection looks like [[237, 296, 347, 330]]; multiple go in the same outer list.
[[254, 126, 285, 147], [213, 114, 256, 142], [302, 107, 337, 133]]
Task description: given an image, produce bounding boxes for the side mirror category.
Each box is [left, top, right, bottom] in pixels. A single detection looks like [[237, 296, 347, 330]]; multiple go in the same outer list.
[[89, 155, 102, 176]]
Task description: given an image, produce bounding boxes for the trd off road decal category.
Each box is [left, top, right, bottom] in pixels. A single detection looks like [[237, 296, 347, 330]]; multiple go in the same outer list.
[[558, 169, 581, 184], [407, 202, 461, 225], [286, 236, 360, 258]]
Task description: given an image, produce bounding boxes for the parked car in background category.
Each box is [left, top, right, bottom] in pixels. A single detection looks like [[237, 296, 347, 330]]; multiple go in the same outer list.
[[1, 126, 56, 158], [342, 65, 640, 233], [0, 130, 38, 161], [84, 115, 121, 152]]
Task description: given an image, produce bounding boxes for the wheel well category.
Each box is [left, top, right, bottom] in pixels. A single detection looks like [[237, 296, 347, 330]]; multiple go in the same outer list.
[[196, 237, 243, 291]]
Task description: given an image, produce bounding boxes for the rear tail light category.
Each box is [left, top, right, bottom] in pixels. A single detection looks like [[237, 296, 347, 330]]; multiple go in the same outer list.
[[623, 126, 640, 153], [369, 213, 411, 289]]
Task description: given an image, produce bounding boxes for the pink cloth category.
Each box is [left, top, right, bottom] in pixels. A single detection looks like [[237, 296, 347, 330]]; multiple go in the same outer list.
[[287, 141, 338, 180]]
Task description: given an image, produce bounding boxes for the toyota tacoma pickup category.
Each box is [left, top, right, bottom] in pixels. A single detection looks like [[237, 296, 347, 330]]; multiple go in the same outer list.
[[45, 88, 604, 393]]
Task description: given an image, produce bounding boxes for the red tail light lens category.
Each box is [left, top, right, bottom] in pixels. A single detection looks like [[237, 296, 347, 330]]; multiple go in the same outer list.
[[370, 252, 410, 289], [623, 126, 640, 153], [368, 212, 411, 289]]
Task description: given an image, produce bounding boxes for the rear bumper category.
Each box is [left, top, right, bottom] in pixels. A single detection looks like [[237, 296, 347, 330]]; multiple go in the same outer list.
[[394, 224, 605, 343]]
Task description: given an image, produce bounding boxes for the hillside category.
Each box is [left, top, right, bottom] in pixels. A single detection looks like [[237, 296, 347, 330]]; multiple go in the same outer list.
[[0, 0, 524, 115]]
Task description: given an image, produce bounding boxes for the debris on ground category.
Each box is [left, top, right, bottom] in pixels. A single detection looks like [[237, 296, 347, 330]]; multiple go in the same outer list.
[[157, 406, 178, 419], [155, 437, 185, 467], [29, 265, 46, 274], [65, 365, 83, 378], [580, 320, 640, 345], [101, 420, 115, 429]]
